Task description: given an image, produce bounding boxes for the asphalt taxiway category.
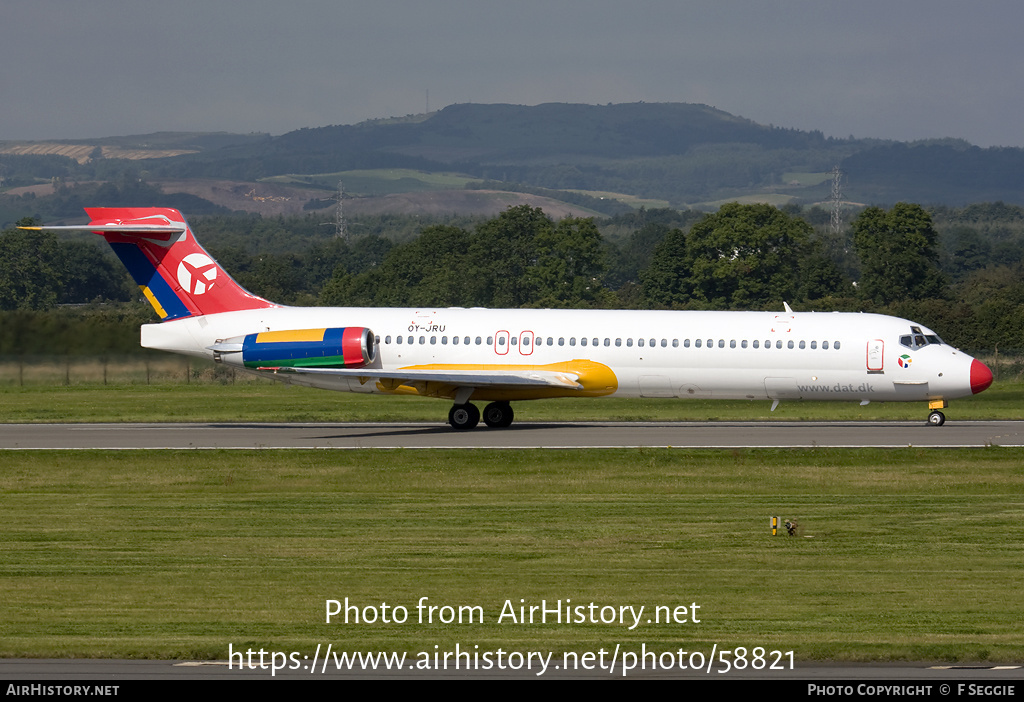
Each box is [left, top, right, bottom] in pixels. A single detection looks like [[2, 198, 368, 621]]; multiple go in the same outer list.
[[0, 420, 1021, 449]]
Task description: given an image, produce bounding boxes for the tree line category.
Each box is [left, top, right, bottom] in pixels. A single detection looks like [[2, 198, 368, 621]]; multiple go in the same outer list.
[[1, 203, 1023, 355]]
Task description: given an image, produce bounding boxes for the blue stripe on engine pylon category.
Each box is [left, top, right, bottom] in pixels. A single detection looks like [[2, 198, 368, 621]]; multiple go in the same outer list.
[[109, 243, 191, 320]]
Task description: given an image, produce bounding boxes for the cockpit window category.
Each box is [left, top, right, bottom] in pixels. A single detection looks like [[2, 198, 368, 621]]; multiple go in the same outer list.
[[901, 326, 943, 349]]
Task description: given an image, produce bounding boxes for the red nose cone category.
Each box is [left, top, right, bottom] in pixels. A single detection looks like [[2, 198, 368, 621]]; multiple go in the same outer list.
[[971, 359, 993, 394]]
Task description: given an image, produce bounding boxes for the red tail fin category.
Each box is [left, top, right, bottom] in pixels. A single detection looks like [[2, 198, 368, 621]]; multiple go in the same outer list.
[[84, 207, 277, 320]]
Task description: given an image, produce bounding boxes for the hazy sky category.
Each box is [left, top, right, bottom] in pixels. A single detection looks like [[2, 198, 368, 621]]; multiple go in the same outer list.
[[5, 0, 1023, 147]]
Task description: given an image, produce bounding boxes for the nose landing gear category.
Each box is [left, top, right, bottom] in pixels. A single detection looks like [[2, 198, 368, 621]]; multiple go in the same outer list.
[[927, 399, 948, 427]]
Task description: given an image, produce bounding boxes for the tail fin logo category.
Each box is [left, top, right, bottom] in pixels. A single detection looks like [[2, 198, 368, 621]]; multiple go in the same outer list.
[[177, 253, 218, 295]]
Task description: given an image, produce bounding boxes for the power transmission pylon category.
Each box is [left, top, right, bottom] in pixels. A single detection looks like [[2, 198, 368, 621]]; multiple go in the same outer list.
[[335, 180, 346, 240], [830, 165, 843, 238]]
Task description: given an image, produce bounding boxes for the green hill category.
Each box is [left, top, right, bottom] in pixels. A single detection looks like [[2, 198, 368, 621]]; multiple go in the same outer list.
[[5, 103, 1024, 210]]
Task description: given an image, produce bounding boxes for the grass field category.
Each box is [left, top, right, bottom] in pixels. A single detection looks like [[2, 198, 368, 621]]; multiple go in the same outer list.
[[2, 448, 1022, 662], [262, 169, 475, 196], [781, 172, 833, 187], [0, 373, 1018, 423], [2, 363, 1021, 665]]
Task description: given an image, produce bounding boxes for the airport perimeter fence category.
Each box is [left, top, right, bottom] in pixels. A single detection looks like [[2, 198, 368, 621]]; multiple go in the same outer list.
[[0, 350, 1021, 388], [973, 349, 1024, 383], [0, 354, 278, 387]]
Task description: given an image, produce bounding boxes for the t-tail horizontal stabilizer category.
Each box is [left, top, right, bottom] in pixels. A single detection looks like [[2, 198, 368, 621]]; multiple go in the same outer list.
[[22, 207, 277, 321]]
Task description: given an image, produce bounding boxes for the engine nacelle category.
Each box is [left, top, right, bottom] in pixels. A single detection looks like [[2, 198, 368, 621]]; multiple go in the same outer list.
[[211, 327, 376, 369]]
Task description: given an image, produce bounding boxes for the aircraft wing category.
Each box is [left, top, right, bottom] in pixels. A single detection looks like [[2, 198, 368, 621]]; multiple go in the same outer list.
[[260, 366, 584, 390]]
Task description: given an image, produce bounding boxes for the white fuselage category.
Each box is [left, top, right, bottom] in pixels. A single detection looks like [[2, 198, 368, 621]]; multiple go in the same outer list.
[[141, 306, 981, 404]]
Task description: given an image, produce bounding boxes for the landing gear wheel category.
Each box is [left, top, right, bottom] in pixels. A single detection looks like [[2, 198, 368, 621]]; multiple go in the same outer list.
[[482, 401, 515, 428], [927, 410, 946, 427], [448, 403, 480, 430]]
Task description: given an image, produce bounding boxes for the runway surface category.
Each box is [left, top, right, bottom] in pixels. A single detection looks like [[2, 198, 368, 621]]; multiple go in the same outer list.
[[2, 658, 1022, 680], [1, 420, 1022, 449]]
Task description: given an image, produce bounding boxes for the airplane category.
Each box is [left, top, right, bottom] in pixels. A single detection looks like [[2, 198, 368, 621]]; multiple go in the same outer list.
[[24, 207, 993, 429]]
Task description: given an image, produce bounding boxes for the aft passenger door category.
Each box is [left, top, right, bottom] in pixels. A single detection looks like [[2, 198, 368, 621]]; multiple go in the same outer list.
[[518, 331, 534, 356], [494, 330, 509, 356]]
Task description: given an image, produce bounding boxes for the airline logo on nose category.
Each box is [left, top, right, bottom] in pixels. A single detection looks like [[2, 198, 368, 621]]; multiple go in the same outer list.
[[177, 253, 218, 295], [898, 354, 912, 368]]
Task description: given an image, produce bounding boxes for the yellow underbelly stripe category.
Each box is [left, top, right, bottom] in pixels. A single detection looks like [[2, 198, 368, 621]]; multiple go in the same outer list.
[[384, 359, 618, 400]]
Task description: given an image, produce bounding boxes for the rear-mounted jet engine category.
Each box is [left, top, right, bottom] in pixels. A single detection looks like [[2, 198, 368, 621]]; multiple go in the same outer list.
[[210, 327, 376, 369]]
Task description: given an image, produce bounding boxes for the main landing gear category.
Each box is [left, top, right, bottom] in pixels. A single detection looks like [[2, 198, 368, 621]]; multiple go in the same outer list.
[[448, 401, 514, 430], [482, 401, 514, 428]]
